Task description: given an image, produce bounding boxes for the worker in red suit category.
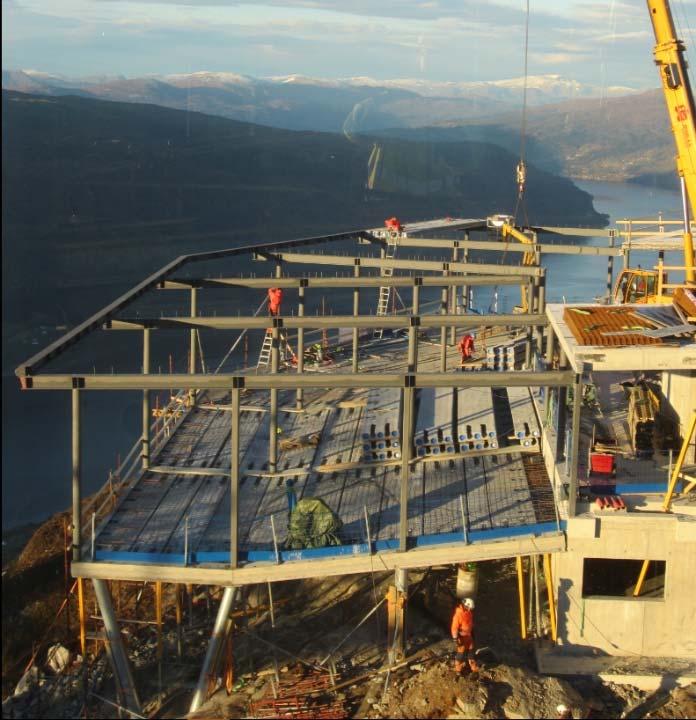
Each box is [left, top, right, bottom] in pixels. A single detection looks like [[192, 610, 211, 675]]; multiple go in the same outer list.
[[268, 287, 283, 316], [458, 333, 475, 366], [451, 598, 479, 674]]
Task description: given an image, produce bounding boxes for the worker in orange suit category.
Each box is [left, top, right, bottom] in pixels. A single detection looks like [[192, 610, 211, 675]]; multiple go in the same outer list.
[[451, 597, 479, 674], [458, 333, 475, 366], [268, 287, 283, 316]]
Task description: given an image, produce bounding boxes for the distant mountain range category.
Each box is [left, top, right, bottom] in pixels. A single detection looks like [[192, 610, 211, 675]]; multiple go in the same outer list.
[[2, 89, 605, 336], [2, 69, 638, 134]]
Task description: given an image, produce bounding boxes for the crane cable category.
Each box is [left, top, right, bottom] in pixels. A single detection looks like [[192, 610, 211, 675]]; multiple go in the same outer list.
[[513, 0, 531, 227]]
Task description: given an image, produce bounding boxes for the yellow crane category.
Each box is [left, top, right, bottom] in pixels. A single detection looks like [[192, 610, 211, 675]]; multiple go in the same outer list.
[[613, 0, 696, 304]]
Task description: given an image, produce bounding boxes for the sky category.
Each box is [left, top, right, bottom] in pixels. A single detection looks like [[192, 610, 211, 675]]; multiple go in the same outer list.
[[3, 0, 696, 88]]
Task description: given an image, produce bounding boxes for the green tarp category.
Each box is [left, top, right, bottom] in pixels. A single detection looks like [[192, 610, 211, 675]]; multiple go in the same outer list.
[[285, 497, 342, 550]]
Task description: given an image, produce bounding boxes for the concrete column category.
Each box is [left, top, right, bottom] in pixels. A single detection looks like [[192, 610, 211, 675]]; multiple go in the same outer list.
[[399, 386, 414, 552], [93, 579, 142, 715], [230, 387, 240, 568], [568, 374, 582, 517], [142, 328, 150, 470], [72, 388, 82, 562], [440, 286, 447, 372], [189, 287, 198, 405], [270, 326, 279, 472], [189, 587, 238, 714], [353, 265, 360, 373], [296, 286, 305, 410]]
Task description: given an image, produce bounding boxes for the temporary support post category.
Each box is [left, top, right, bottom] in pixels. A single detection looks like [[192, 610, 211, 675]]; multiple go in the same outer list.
[[175, 584, 183, 657], [142, 328, 150, 470], [399, 386, 414, 552], [189, 287, 198, 405], [296, 285, 305, 409], [516, 555, 527, 640], [77, 577, 87, 659], [663, 411, 696, 511], [440, 287, 448, 371], [72, 388, 82, 561], [230, 387, 240, 568], [394, 568, 407, 659], [568, 373, 583, 516], [543, 554, 557, 641], [93, 579, 142, 716], [189, 586, 238, 714], [270, 326, 279, 473], [353, 265, 360, 373]]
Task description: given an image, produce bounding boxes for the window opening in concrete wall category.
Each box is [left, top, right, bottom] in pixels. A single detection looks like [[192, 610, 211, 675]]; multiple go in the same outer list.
[[582, 558, 666, 599]]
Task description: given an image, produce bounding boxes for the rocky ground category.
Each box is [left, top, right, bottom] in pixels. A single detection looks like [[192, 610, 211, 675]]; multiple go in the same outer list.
[[2, 514, 695, 719]]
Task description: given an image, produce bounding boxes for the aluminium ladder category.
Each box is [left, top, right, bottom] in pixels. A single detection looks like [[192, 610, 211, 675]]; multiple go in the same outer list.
[[256, 328, 296, 371], [373, 235, 399, 339]]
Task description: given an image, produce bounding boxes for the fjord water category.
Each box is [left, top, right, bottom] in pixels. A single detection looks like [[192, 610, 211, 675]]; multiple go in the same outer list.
[[1, 180, 685, 529]]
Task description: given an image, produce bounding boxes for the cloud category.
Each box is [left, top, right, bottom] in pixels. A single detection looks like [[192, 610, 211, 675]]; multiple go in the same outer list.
[[530, 51, 590, 65]]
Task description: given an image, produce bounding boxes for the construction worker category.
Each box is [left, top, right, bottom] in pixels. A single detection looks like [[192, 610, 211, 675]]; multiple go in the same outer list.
[[451, 597, 479, 674], [268, 287, 283, 316], [458, 333, 475, 366]]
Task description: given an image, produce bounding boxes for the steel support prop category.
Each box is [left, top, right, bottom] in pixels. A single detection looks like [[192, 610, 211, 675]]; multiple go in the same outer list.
[[633, 559, 651, 597], [189, 586, 239, 714], [663, 411, 696, 511], [72, 388, 82, 561], [543, 554, 557, 641], [270, 327, 280, 472], [399, 387, 414, 552], [296, 286, 305, 409], [516, 556, 527, 640], [93, 579, 142, 716], [394, 568, 408, 658], [568, 373, 583, 517], [142, 329, 150, 470], [230, 387, 240, 568], [353, 265, 360, 374]]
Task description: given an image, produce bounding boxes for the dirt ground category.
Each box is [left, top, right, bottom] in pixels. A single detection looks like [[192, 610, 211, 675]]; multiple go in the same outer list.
[[3, 512, 696, 719]]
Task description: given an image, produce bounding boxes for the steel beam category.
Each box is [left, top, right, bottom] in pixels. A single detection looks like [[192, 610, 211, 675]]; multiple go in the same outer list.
[[160, 275, 526, 290], [93, 579, 141, 715], [265, 251, 544, 277], [107, 313, 548, 332], [23, 370, 575, 391]]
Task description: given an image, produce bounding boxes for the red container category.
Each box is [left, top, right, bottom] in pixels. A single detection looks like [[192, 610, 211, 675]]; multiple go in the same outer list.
[[590, 452, 614, 475]]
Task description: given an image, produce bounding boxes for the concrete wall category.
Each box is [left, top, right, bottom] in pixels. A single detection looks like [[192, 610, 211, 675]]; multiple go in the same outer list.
[[662, 370, 696, 462], [554, 512, 696, 658]]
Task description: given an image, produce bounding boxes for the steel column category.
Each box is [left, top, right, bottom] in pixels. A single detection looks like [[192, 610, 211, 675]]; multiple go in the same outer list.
[[440, 287, 447, 371], [555, 350, 568, 462], [450, 247, 458, 346], [93, 579, 142, 715], [399, 387, 414, 552], [189, 587, 238, 714], [189, 287, 198, 405], [270, 327, 279, 472], [230, 387, 240, 568], [408, 285, 420, 373], [568, 373, 582, 516], [353, 265, 360, 373], [462, 245, 470, 314], [544, 327, 556, 425], [142, 328, 150, 470], [607, 230, 615, 299], [72, 388, 82, 562], [296, 286, 305, 409]]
